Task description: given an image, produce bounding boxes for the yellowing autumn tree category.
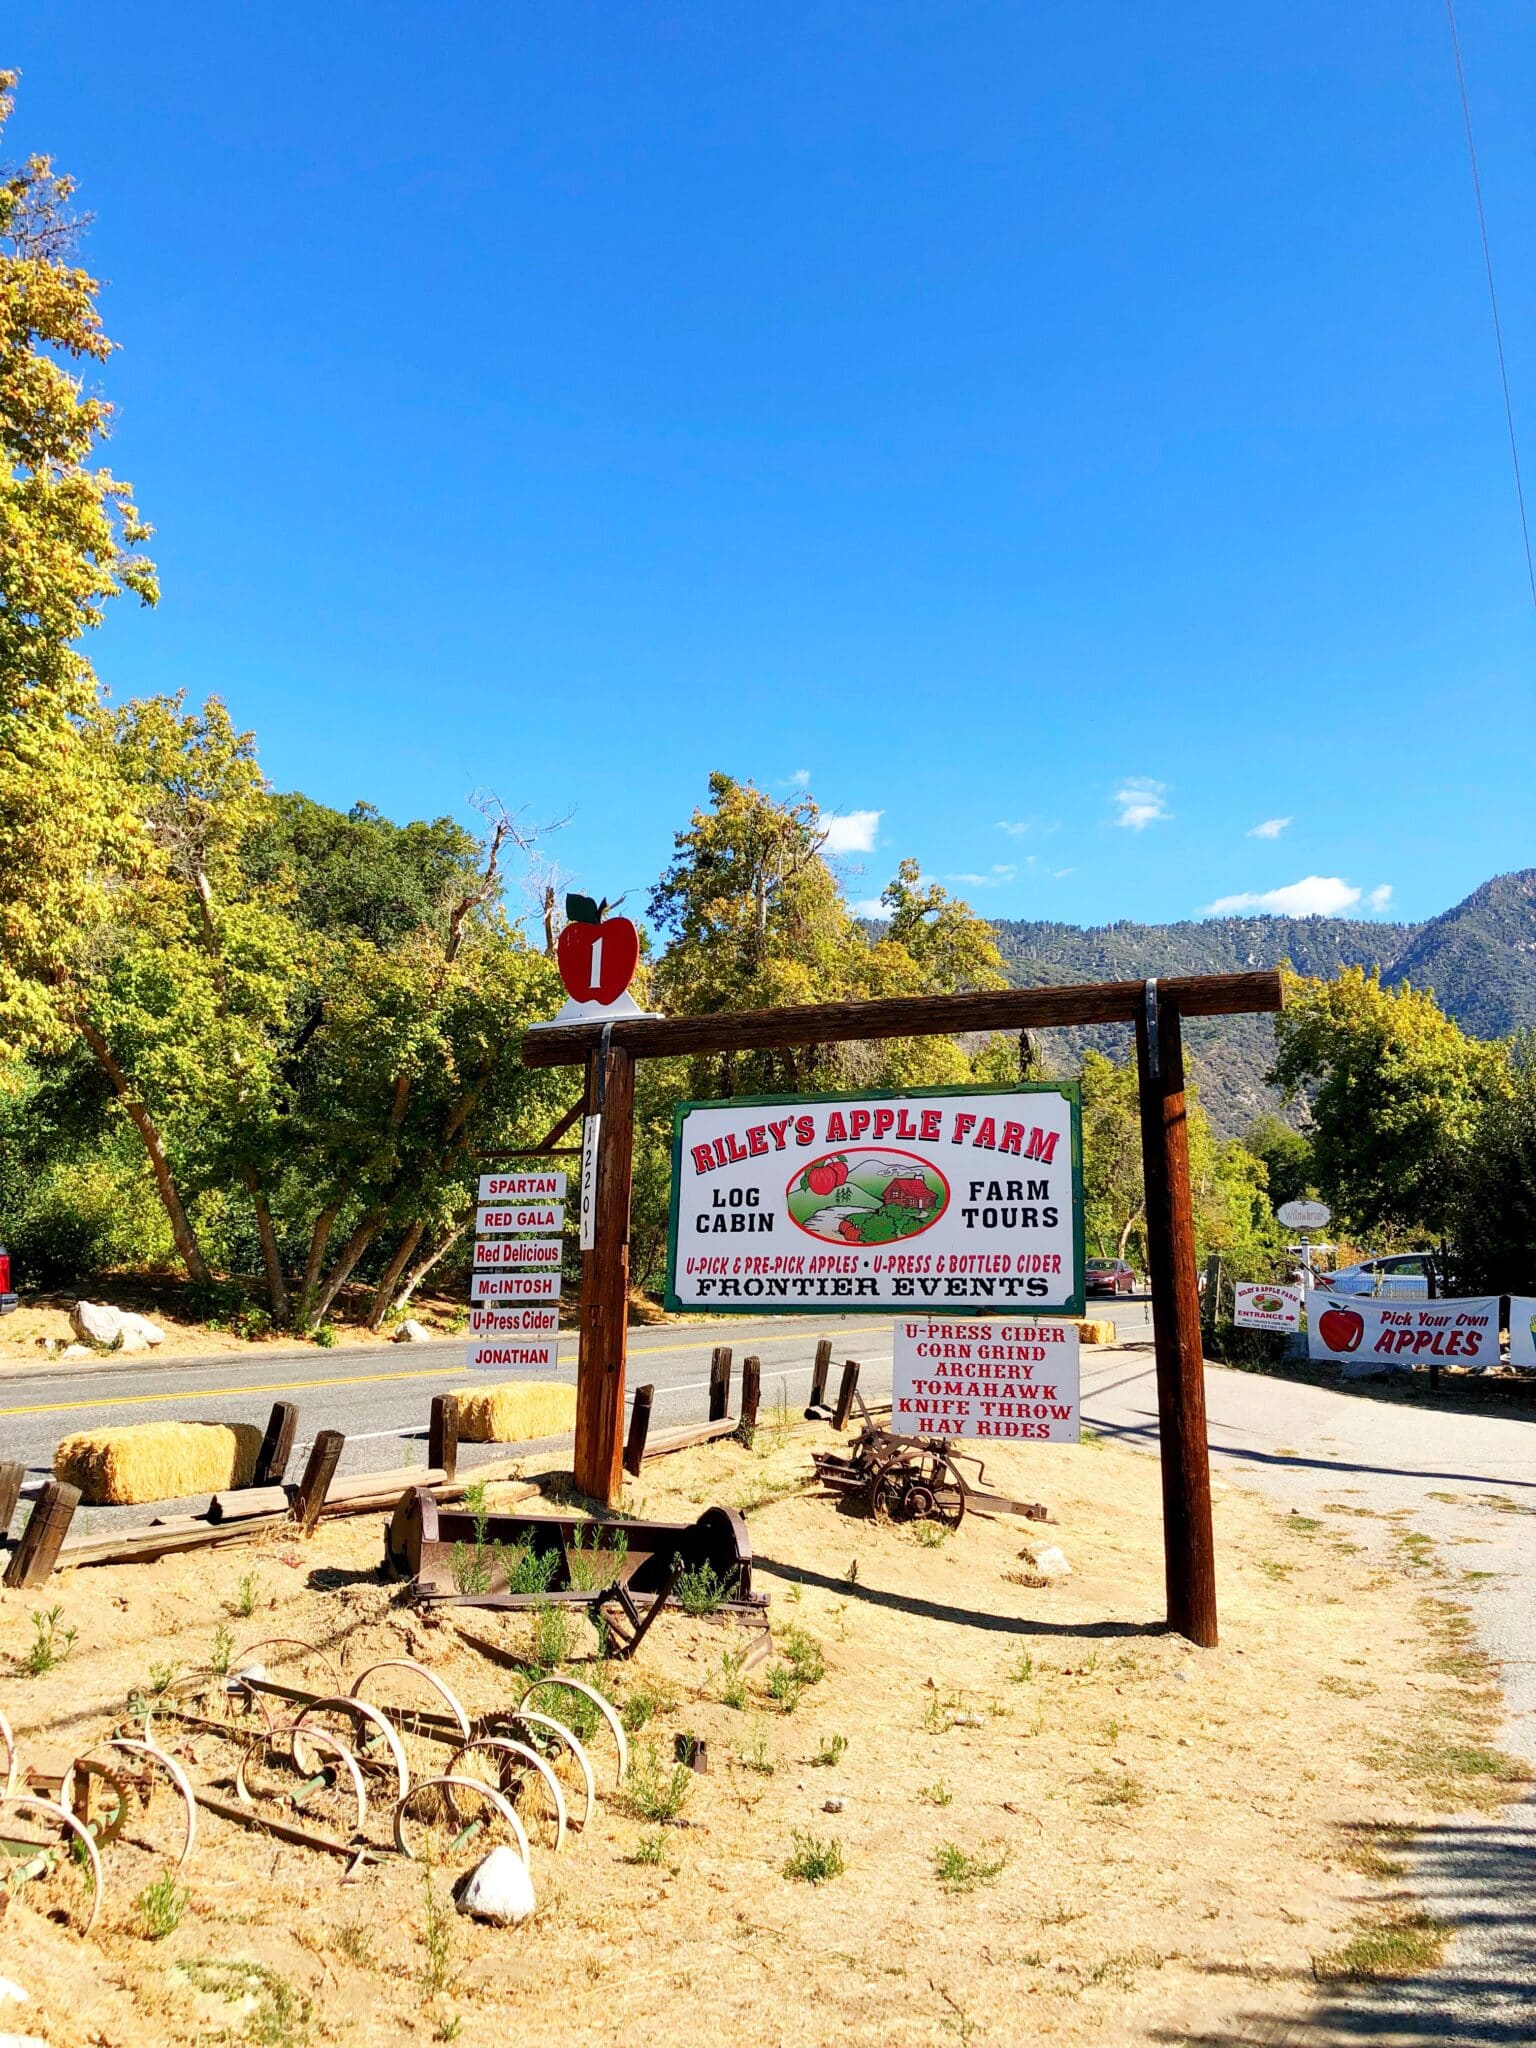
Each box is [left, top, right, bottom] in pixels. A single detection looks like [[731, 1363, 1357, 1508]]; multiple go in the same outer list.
[[0, 70, 157, 1050]]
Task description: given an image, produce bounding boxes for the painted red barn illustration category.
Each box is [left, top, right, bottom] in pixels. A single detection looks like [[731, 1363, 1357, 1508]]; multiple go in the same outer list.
[[882, 1174, 939, 1214]]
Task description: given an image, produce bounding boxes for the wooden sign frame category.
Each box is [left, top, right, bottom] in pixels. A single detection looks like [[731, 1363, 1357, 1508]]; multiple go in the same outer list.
[[521, 968, 1285, 1648]]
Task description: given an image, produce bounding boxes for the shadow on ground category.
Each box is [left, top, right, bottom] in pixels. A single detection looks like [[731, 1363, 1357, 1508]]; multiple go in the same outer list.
[[1153, 1798, 1536, 2047]]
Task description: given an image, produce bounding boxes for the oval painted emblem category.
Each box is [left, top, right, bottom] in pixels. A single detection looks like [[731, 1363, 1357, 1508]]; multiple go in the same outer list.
[[786, 1148, 951, 1246]]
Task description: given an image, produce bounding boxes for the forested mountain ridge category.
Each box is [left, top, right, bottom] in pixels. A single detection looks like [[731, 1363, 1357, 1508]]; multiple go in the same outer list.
[[987, 870, 1536, 1134]]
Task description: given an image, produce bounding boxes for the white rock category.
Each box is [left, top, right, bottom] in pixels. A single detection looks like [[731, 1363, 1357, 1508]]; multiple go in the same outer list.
[[393, 1318, 433, 1344], [0, 1979, 27, 2003], [0, 2035, 49, 2047], [70, 1301, 124, 1349], [117, 1311, 165, 1350], [61, 1343, 92, 1359], [455, 1845, 535, 1925], [1030, 1545, 1071, 1580], [225, 1662, 268, 1692]]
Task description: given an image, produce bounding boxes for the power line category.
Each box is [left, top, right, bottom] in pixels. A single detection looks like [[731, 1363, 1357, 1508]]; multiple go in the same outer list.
[[1443, 0, 1536, 610]]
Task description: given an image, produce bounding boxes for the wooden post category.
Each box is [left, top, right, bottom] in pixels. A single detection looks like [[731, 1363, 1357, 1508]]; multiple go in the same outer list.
[[428, 1394, 459, 1482], [0, 1461, 24, 1542], [832, 1359, 861, 1432], [4, 1481, 81, 1590], [809, 1337, 832, 1411], [1135, 982, 1218, 1648], [739, 1356, 762, 1435], [253, 1402, 299, 1488], [292, 1432, 345, 1534], [623, 1384, 655, 1476], [575, 1036, 637, 1507], [708, 1346, 733, 1423]]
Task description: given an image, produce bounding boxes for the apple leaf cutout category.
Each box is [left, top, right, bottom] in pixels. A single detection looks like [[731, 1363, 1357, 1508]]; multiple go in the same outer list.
[[565, 892, 602, 925]]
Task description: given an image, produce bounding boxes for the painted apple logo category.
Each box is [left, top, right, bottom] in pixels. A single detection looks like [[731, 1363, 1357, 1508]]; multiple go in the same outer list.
[[787, 1149, 950, 1245], [1317, 1306, 1365, 1354], [556, 894, 640, 1007]]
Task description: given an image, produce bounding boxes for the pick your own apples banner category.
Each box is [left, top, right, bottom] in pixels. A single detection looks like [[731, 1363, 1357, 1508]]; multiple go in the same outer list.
[[1306, 1292, 1501, 1368]]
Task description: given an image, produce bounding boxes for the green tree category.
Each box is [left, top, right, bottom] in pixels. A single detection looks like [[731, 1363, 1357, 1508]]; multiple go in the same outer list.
[[0, 72, 157, 1053], [1449, 1033, 1536, 1294], [1269, 968, 1509, 1240], [1244, 1112, 1314, 1215]]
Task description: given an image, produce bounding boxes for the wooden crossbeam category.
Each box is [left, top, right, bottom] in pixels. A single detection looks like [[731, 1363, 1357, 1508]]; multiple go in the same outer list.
[[521, 970, 1282, 1067]]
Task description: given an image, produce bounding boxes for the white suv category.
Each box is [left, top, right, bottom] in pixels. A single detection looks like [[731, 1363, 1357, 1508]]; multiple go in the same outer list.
[[1315, 1253, 1438, 1301]]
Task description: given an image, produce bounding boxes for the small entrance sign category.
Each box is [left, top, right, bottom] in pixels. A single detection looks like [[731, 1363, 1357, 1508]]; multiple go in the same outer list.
[[666, 1084, 1083, 1315], [892, 1319, 1080, 1440], [1233, 1282, 1302, 1331]]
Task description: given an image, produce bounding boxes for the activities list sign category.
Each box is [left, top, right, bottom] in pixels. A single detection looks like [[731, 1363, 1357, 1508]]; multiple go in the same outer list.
[[892, 1319, 1080, 1441], [666, 1084, 1082, 1315]]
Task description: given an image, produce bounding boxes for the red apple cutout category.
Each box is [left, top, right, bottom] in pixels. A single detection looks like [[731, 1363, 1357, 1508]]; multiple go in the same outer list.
[[1317, 1306, 1364, 1354], [557, 894, 640, 1007]]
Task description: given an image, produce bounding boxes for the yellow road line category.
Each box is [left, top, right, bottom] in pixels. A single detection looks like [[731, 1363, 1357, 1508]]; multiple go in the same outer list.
[[0, 1329, 846, 1420]]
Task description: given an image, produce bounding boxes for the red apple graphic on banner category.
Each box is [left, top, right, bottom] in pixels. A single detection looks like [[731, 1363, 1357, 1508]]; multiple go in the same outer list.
[[557, 895, 640, 1007], [1317, 1305, 1365, 1355]]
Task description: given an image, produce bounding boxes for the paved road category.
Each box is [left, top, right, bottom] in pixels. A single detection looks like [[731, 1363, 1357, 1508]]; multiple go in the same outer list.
[[0, 1304, 1155, 1533], [1084, 1351, 1536, 2048]]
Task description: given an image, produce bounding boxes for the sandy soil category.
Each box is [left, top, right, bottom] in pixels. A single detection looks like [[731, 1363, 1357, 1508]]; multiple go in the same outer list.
[[0, 1417, 1521, 2047]]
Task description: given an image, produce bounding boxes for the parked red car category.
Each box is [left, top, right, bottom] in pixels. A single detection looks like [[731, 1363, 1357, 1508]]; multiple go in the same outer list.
[[1086, 1258, 1136, 1297]]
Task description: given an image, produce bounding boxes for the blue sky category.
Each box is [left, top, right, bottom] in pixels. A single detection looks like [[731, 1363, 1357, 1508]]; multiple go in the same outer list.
[[9, 2, 1535, 933]]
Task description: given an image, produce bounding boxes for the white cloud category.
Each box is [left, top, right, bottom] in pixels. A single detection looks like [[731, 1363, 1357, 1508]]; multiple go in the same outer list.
[[996, 817, 1059, 839], [822, 808, 882, 854], [786, 768, 811, 788], [1204, 876, 1363, 918], [1112, 778, 1171, 831], [943, 865, 1015, 888], [850, 898, 887, 919], [1367, 884, 1394, 913], [1247, 816, 1291, 840], [1052, 867, 1077, 879]]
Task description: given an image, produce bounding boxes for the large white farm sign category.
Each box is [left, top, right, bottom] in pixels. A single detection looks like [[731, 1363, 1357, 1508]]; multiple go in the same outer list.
[[666, 1084, 1083, 1315]]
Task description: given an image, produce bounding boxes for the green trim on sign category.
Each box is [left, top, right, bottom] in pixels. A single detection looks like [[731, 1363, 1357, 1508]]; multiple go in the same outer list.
[[663, 1080, 1086, 1319]]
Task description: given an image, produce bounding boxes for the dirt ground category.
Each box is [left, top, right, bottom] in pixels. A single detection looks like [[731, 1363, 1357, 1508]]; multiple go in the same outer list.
[[0, 1415, 1525, 2047]]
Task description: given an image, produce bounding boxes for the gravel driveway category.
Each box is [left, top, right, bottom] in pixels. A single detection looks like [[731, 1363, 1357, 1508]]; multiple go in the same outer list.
[[1085, 1349, 1536, 2048]]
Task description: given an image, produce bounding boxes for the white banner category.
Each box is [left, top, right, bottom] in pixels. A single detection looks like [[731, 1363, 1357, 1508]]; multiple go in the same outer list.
[[1306, 1292, 1500, 1368], [475, 1203, 565, 1236], [469, 1304, 560, 1336], [473, 1238, 563, 1270], [478, 1170, 567, 1202], [1510, 1297, 1536, 1369], [1234, 1282, 1302, 1331], [667, 1086, 1082, 1314], [467, 1339, 560, 1373], [472, 1271, 561, 1301], [892, 1319, 1080, 1441]]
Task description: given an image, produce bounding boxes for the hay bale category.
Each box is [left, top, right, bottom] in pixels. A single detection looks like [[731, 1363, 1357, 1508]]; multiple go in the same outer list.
[[1074, 1319, 1118, 1345], [452, 1382, 578, 1445], [54, 1421, 263, 1505]]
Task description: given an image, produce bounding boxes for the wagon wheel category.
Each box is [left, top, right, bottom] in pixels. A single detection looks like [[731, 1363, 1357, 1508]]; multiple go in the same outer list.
[[865, 1461, 914, 1524], [915, 1449, 968, 1530]]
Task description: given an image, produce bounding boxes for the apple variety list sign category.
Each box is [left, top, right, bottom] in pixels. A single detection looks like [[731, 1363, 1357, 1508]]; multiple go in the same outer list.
[[892, 1319, 1081, 1441], [666, 1084, 1083, 1315], [468, 1172, 566, 1371]]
